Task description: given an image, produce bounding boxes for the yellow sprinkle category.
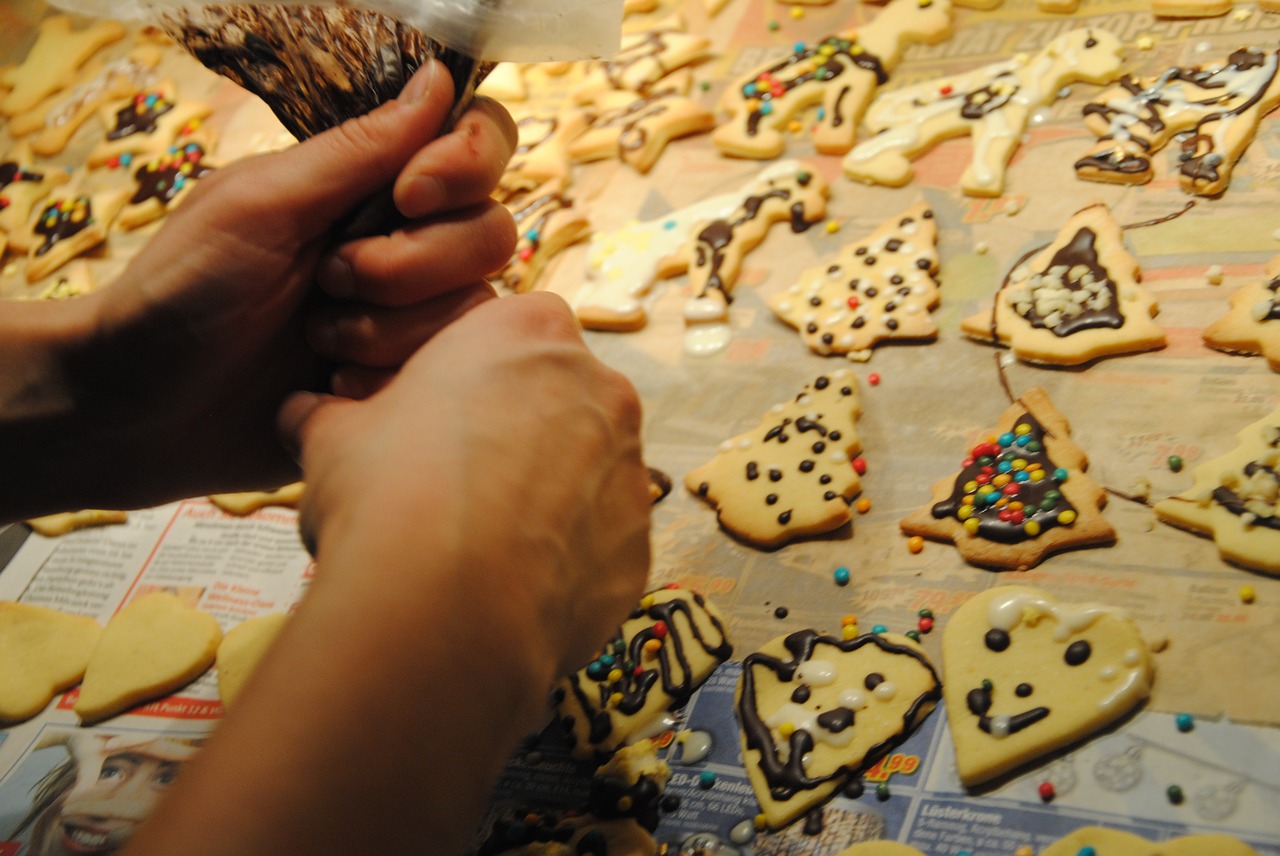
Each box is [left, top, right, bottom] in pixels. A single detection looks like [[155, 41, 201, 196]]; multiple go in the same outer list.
[[963, 517, 981, 535], [609, 692, 624, 706], [608, 668, 623, 683], [1012, 458, 1027, 470], [842, 624, 859, 640], [1058, 509, 1077, 525], [993, 474, 1012, 488], [789, 5, 805, 18], [825, 220, 840, 234], [1015, 848, 1035, 856], [1240, 585, 1256, 603], [1024, 519, 1042, 537], [640, 594, 655, 609], [789, 120, 804, 133], [779, 722, 795, 738], [957, 505, 974, 521], [643, 638, 662, 654], [855, 497, 872, 513], [908, 536, 924, 554], [1008, 501, 1024, 511], [1030, 470, 1046, 482], [755, 814, 768, 830]]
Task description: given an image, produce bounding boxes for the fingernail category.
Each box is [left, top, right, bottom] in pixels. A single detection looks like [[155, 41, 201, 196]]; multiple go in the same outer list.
[[399, 60, 438, 104], [317, 253, 355, 299]]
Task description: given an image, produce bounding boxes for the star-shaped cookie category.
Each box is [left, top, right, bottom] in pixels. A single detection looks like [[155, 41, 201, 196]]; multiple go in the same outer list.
[[1203, 254, 1280, 372]]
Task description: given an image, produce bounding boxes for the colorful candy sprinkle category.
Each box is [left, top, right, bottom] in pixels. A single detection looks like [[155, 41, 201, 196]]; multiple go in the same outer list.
[[1240, 585, 1256, 603], [917, 616, 934, 633], [852, 457, 867, 475], [1167, 784, 1184, 804], [868, 373, 881, 386], [872, 624, 887, 634], [908, 536, 924, 554], [698, 770, 717, 788], [1037, 781, 1055, 802], [1175, 712, 1195, 732], [1168, 455, 1184, 472], [855, 497, 872, 514], [875, 782, 890, 800], [833, 566, 851, 586]]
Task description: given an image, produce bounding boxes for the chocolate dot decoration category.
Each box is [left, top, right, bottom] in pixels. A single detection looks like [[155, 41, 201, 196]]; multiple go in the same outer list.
[[985, 628, 1011, 652], [1064, 640, 1092, 666]]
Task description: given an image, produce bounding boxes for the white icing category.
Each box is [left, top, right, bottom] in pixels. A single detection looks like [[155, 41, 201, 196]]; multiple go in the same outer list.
[[676, 729, 714, 764], [796, 659, 837, 686], [986, 590, 1126, 641], [989, 714, 1012, 738], [684, 322, 731, 356], [872, 681, 898, 700]]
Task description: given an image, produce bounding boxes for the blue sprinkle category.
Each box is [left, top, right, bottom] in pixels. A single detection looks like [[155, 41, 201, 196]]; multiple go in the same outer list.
[[1015, 434, 1031, 446], [872, 624, 887, 634], [816, 107, 826, 121], [998, 432, 1015, 446], [1014, 471, 1030, 483], [833, 566, 851, 586], [1054, 468, 1069, 482], [663, 220, 677, 230], [1175, 712, 1194, 733], [698, 770, 717, 788], [599, 654, 615, 667], [1078, 848, 1097, 856], [760, 102, 773, 115], [997, 461, 1013, 474]]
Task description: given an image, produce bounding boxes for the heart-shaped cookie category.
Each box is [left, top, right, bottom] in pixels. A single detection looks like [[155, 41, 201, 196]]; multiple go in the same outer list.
[[943, 586, 1154, 786], [1042, 827, 1257, 856], [216, 612, 289, 709], [0, 602, 102, 724], [737, 630, 941, 829], [75, 592, 222, 724]]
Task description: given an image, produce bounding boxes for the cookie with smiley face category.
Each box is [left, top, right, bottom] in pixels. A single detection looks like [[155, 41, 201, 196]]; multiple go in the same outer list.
[[738, 629, 941, 829], [942, 585, 1155, 787]]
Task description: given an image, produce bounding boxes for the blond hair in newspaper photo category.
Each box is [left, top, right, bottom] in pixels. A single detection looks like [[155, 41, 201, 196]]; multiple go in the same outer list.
[[1, 730, 203, 856]]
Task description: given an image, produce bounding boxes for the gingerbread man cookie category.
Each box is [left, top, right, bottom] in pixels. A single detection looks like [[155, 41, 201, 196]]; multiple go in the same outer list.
[[1203, 254, 1280, 372], [87, 80, 212, 169], [687, 370, 863, 548], [739, 629, 940, 829], [0, 15, 127, 118], [714, 0, 953, 159], [668, 161, 829, 355], [572, 85, 715, 174], [943, 586, 1154, 786], [843, 29, 1124, 196], [552, 586, 732, 760], [1154, 403, 1280, 575], [769, 201, 940, 357], [1076, 47, 1280, 197], [492, 177, 590, 293], [960, 203, 1166, 366], [900, 388, 1116, 571]]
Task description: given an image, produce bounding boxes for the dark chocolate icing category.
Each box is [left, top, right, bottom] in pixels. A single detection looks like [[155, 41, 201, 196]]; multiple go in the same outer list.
[[33, 197, 93, 258], [742, 37, 887, 137], [1011, 227, 1125, 337]]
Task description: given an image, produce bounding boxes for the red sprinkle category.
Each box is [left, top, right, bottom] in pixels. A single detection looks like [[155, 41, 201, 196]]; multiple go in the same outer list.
[[652, 620, 669, 639], [1038, 782, 1055, 802], [852, 457, 867, 475], [918, 616, 934, 633], [940, 84, 953, 96], [518, 247, 535, 262], [868, 373, 880, 386], [847, 296, 860, 309]]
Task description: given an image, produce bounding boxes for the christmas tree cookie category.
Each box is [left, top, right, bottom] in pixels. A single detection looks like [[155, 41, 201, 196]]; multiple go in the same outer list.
[[960, 203, 1166, 366], [1154, 403, 1280, 575], [769, 201, 940, 357], [900, 388, 1115, 570], [687, 370, 862, 548]]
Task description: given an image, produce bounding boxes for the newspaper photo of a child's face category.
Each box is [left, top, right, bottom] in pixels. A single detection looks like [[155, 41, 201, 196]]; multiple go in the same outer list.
[[1, 730, 202, 856]]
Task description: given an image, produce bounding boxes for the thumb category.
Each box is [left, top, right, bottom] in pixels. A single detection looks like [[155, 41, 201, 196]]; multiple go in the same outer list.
[[259, 61, 455, 238]]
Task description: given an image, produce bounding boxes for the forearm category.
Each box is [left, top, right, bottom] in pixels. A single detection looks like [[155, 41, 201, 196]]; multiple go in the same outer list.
[[0, 294, 109, 523], [122, 507, 557, 856]]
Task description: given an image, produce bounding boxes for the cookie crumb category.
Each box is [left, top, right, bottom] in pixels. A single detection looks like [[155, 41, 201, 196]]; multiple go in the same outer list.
[[975, 241, 989, 254], [1205, 264, 1224, 285], [1136, 35, 1154, 50]]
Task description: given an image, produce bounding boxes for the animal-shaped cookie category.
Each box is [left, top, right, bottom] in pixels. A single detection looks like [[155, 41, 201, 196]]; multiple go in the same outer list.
[[843, 29, 1124, 196], [1203, 254, 1280, 371], [1076, 47, 1280, 197], [687, 370, 862, 548], [571, 85, 715, 173], [737, 629, 941, 829], [0, 15, 127, 118], [75, 592, 223, 724], [900, 388, 1116, 570], [0, 602, 102, 724], [498, 108, 591, 201], [960, 203, 1166, 366], [670, 161, 829, 354], [87, 80, 212, 169], [769, 201, 941, 356], [552, 587, 732, 759], [492, 177, 590, 293], [943, 586, 1154, 787], [117, 140, 218, 230], [1154, 403, 1280, 575], [1041, 827, 1258, 856], [0, 141, 69, 238], [713, 0, 953, 159], [573, 160, 823, 333], [572, 25, 713, 104]]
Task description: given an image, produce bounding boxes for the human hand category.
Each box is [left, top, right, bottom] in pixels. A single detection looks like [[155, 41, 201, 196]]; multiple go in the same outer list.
[[280, 292, 652, 681], [71, 61, 515, 508]]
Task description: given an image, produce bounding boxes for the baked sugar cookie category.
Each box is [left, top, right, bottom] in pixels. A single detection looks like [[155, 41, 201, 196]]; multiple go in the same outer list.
[[498, 109, 591, 202], [0, 141, 69, 239], [87, 80, 213, 169], [0, 602, 102, 724], [571, 86, 715, 173], [713, 0, 953, 159], [769, 201, 940, 357], [0, 15, 127, 117], [1154, 403, 1280, 575], [836, 845, 923, 856], [1203, 254, 1280, 371], [24, 188, 130, 283], [572, 25, 713, 104], [209, 482, 304, 516], [75, 592, 223, 724], [738, 630, 940, 829], [552, 587, 732, 759], [1076, 47, 1280, 197], [960, 203, 1166, 366], [217, 613, 289, 708], [843, 29, 1124, 196], [26, 508, 127, 536], [899, 388, 1115, 570], [943, 586, 1154, 786], [687, 370, 862, 548], [117, 140, 218, 230], [493, 177, 590, 293], [1042, 827, 1257, 856]]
